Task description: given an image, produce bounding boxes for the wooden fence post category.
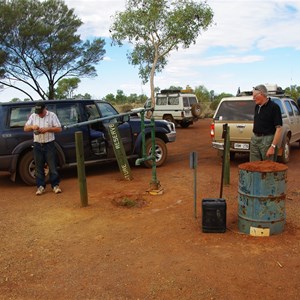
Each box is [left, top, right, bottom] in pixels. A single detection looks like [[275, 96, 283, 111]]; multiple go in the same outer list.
[[75, 131, 88, 207]]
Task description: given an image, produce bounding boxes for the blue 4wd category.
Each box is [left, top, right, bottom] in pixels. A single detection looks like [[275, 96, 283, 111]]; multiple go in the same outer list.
[[0, 100, 176, 185]]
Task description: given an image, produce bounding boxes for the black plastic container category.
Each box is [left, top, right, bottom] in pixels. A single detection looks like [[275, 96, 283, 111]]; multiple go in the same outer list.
[[202, 198, 226, 233]]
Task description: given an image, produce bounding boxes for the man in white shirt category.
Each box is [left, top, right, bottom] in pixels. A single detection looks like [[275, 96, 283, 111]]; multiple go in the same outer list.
[[24, 102, 62, 195]]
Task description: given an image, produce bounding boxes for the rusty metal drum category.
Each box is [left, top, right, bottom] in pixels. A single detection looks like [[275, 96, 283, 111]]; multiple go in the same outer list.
[[238, 161, 288, 236]]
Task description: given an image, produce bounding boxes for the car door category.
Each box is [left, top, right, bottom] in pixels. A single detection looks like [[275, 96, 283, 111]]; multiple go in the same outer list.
[[3, 104, 35, 154], [281, 99, 298, 144], [182, 96, 193, 118], [290, 100, 300, 142], [55, 102, 90, 163], [82, 102, 110, 158], [95, 102, 133, 156]]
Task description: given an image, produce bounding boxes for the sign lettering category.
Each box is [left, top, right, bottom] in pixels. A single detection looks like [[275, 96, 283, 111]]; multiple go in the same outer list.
[[108, 123, 132, 181]]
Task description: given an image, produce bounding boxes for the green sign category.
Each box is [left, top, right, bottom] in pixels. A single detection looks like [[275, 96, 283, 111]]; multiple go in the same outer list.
[[107, 123, 132, 181]]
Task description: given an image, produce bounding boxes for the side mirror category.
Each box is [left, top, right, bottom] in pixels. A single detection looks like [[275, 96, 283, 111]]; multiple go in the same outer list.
[[144, 99, 152, 109], [122, 115, 130, 122]]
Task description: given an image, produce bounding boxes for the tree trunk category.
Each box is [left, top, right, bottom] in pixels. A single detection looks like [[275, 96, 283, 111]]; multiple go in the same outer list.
[[48, 81, 55, 100], [150, 53, 159, 108]]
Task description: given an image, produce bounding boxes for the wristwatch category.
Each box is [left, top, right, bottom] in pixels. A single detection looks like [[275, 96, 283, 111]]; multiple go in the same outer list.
[[271, 144, 276, 149]]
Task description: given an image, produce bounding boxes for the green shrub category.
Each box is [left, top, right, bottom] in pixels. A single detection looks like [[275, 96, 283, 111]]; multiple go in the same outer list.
[[119, 104, 134, 112], [210, 100, 221, 111]]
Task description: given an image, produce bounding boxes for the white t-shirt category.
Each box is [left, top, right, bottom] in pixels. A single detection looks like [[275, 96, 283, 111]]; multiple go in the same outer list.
[[25, 111, 61, 143]]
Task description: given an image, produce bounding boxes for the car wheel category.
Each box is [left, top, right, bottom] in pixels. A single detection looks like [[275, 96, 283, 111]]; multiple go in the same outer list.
[[180, 122, 190, 128], [143, 138, 167, 168], [191, 103, 201, 118], [230, 152, 236, 161], [18, 151, 49, 185], [219, 151, 235, 161], [278, 136, 290, 164]]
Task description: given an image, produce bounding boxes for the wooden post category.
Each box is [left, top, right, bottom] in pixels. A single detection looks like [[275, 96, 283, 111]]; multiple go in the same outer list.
[[190, 151, 198, 219], [75, 131, 88, 207], [220, 124, 230, 198], [224, 126, 230, 185]]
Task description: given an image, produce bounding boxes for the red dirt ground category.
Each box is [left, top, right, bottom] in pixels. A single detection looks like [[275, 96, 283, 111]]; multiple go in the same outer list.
[[0, 118, 300, 299]]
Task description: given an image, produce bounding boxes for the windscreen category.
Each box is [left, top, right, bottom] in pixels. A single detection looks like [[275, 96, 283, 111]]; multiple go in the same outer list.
[[214, 100, 255, 121]]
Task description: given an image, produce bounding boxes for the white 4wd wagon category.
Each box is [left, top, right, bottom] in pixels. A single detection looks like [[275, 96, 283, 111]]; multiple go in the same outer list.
[[145, 89, 201, 128], [211, 87, 300, 163]]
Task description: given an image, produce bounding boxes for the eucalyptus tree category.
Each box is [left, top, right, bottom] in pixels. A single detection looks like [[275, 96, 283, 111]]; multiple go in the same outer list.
[[55, 78, 81, 99], [110, 0, 214, 107], [0, 0, 105, 100], [194, 85, 210, 102], [285, 85, 300, 101]]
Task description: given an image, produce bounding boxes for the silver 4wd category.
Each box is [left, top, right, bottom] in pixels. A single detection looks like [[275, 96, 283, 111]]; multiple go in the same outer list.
[[211, 88, 300, 163], [145, 89, 201, 128]]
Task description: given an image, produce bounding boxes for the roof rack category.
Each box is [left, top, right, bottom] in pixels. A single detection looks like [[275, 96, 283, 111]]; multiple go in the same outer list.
[[236, 84, 286, 97], [237, 91, 252, 96], [160, 89, 181, 94], [159, 88, 194, 95], [265, 84, 285, 95]]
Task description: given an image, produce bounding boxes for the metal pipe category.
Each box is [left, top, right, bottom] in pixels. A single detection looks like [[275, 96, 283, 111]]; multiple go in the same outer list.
[[63, 107, 153, 130]]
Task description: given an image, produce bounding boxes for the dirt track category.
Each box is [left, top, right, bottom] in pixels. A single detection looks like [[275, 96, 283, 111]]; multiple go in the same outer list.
[[0, 118, 300, 299]]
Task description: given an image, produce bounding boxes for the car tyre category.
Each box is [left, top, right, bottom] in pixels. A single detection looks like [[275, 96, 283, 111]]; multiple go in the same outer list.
[[191, 103, 201, 118], [180, 122, 190, 128], [278, 136, 290, 164], [18, 150, 49, 186], [230, 152, 236, 161], [143, 138, 167, 168], [219, 150, 235, 161]]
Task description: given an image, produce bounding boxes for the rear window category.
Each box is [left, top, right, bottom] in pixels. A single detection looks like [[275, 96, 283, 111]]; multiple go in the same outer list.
[[291, 100, 300, 116], [183, 96, 198, 107], [183, 97, 189, 107], [56, 103, 79, 126], [284, 100, 293, 117], [215, 100, 255, 121], [156, 96, 167, 106], [188, 97, 198, 105], [10, 106, 34, 127], [168, 96, 179, 105]]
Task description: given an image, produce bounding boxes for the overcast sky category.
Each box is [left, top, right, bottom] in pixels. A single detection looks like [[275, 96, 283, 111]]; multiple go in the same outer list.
[[1, 0, 300, 101]]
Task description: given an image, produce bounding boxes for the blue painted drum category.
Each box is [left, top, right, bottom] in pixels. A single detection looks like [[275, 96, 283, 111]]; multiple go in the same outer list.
[[238, 161, 288, 236]]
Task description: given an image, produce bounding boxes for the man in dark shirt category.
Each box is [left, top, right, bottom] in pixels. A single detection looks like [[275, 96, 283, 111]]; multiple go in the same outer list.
[[250, 84, 282, 161]]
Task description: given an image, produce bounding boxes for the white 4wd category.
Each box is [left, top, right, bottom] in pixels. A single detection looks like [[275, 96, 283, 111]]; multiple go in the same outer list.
[[145, 89, 201, 128]]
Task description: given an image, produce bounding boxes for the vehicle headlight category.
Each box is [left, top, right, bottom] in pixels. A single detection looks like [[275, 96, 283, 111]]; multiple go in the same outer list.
[[166, 121, 176, 132]]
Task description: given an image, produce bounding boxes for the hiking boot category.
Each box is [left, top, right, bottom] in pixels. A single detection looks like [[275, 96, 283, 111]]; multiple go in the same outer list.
[[36, 186, 45, 195], [53, 185, 62, 194]]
